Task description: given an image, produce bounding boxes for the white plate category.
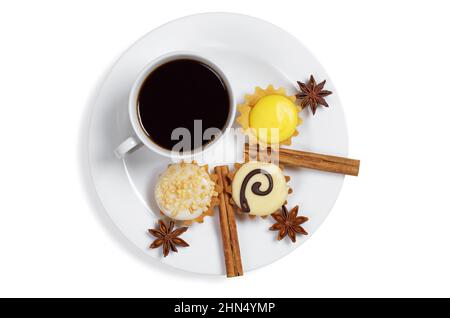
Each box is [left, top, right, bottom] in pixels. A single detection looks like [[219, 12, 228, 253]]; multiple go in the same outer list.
[[88, 13, 348, 275]]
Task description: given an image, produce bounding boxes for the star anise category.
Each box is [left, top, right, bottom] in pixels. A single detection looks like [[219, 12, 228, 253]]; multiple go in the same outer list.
[[296, 75, 332, 115], [269, 205, 308, 243], [148, 220, 189, 257]]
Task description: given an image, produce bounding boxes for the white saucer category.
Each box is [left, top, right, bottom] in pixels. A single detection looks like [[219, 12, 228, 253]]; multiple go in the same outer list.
[[88, 13, 348, 275]]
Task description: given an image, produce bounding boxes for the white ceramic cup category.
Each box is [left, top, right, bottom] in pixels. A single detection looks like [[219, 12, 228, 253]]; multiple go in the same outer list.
[[114, 52, 236, 159]]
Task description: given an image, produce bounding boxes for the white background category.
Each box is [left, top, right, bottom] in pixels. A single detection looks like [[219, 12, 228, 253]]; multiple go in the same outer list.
[[0, 0, 449, 298]]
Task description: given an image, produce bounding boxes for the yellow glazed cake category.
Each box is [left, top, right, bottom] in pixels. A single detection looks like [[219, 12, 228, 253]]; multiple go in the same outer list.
[[237, 85, 302, 148]]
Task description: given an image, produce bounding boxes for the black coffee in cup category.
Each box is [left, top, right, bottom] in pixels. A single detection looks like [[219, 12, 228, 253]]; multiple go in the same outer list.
[[137, 59, 230, 152]]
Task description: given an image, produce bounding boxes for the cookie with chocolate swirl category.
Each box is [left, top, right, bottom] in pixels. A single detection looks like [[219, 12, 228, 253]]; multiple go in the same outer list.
[[226, 161, 291, 217]]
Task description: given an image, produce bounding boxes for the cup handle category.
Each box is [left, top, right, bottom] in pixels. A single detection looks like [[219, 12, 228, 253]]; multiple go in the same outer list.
[[114, 136, 143, 159]]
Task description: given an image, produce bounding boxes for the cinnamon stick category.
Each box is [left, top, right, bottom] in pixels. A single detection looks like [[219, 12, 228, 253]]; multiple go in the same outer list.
[[244, 144, 360, 176], [214, 165, 243, 277]]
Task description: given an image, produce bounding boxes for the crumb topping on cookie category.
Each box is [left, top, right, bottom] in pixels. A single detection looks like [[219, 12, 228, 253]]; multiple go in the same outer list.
[[155, 163, 218, 219]]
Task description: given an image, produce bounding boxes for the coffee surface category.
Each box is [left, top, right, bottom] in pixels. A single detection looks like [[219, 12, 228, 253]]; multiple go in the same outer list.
[[137, 59, 230, 152]]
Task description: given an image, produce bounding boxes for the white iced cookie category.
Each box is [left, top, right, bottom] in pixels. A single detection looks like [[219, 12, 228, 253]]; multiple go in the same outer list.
[[155, 163, 218, 221], [231, 161, 288, 216]]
